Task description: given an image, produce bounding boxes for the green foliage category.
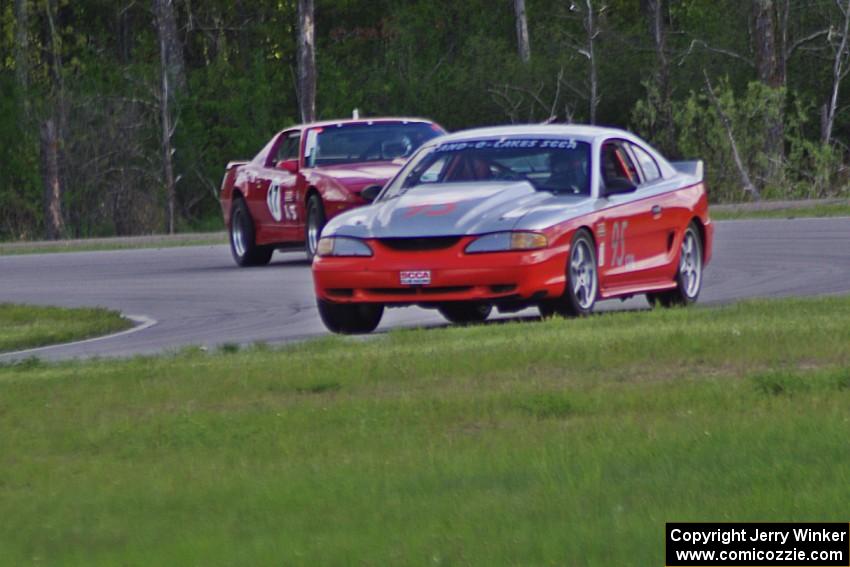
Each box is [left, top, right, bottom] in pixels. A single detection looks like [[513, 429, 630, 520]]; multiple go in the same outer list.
[[0, 76, 41, 240], [3, 0, 850, 239], [785, 137, 849, 199], [177, 54, 295, 223], [674, 80, 789, 201]]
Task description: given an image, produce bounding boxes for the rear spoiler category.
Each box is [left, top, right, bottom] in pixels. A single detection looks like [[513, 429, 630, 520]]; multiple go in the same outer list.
[[221, 161, 249, 194], [671, 160, 704, 182], [226, 160, 249, 170]]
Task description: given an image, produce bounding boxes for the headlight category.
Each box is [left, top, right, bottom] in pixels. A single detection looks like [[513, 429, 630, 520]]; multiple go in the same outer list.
[[316, 236, 373, 257], [465, 231, 548, 253]]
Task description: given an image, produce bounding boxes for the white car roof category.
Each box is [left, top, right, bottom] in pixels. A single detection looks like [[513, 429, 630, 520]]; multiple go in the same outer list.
[[436, 124, 635, 143]]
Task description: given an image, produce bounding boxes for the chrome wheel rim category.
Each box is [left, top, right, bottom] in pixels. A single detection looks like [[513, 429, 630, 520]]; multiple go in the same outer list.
[[680, 229, 702, 298], [231, 210, 246, 258], [307, 206, 319, 256], [570, 238, 597, 310]]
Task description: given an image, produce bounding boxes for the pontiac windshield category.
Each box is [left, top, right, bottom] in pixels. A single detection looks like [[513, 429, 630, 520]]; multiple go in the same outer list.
[[304, 122, 441, 167]]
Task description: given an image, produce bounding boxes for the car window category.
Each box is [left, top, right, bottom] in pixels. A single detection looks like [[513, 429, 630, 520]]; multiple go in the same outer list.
[[419, 156, 449, 183], [601, 141, 640, 187], [304, 122, 441, 167], [630, 143, 662, 183], [274, 133, 301, 164], [381, 138, 592, 198]]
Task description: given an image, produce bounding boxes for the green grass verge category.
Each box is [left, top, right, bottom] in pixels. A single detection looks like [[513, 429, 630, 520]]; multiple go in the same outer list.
[[2, 296, 850, 565], [0, 303, 131, 353], [0, 233, 226, 256], [712, 201, 850, 220]]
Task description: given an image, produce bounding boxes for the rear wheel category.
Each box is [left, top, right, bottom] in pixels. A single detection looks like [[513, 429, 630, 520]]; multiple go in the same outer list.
[[438, 303, 492, 325], [648, 222, 703, 307], [305, 193, 326, 261], [230, 198, 273, 267], [317, 299, 384, 334], [539, 229, 598, 317]]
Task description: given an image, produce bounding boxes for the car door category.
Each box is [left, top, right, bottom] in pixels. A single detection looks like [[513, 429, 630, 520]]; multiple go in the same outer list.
[[596, 139, 666, 292], [626, 142, 686, 281], [255, 130, 302, 242]]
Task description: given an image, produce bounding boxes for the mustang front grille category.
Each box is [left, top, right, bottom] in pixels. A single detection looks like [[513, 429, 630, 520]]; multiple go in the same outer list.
[[377, 237, 461, 251]]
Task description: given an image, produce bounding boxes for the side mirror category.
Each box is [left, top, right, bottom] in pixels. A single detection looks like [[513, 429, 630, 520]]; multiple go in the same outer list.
[[603, 177, 637, 196], [360, 184, 382, 202], [276, 159, 300, 174]]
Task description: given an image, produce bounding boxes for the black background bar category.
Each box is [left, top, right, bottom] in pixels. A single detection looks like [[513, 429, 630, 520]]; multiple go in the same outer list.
[[666, 523, 849, 566]]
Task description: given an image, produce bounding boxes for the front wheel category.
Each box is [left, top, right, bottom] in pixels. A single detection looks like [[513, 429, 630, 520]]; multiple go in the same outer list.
[[438, 303, 492, 325], [305, 194, 326, 261], [317, 299, 384, 334], [648, 222, 703, 307], [230, 198, 273, 267], [539, 228, 598, 317]]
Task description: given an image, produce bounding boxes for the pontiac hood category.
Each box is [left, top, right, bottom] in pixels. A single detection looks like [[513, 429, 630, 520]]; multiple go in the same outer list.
[[313, 161, 403, 190], [325, 181, 595, 238]]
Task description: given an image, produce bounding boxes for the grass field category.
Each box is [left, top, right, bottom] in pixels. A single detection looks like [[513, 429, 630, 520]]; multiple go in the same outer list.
[[0, 303, 131, 353], [711, 201, 850, 220], [2, 296, 850, 565]]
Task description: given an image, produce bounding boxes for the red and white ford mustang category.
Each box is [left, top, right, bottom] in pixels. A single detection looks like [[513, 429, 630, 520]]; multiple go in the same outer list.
[[219, 117, 444, 266], [312, 125, 713, 333]]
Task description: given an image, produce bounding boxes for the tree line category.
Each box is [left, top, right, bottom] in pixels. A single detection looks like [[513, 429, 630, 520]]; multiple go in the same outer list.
[[1, 0, 849, 240]]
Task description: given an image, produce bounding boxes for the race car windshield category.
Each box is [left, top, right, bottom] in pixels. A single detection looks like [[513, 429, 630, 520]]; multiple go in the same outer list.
[[384, 138, 592, 198], [304, 122, 441, 167]]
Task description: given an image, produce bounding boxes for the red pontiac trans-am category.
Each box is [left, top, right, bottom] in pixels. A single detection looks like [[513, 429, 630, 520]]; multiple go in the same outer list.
[[312, 124, 714, 333], [219, 117, 445, 266]]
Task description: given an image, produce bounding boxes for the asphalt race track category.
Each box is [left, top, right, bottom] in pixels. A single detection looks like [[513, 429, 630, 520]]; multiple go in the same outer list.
[[1, 217, 849, 362]]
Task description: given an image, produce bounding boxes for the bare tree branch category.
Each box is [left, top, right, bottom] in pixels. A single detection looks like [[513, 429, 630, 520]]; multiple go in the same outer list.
[[703, 71, 760, 201], [678, 39, 755, 68], [823, 0, 850, 144]]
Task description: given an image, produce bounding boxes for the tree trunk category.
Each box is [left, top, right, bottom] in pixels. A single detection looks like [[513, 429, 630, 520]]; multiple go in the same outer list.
[[152, 0, 186, 95], [14, 0, 29, 100], [645, 0, 673, 152], [823, 0, 850, 145], [153, 0, 185, 233], [158, 29, 177, 234], [514, 0, 531, 63], [586, 0, 599, 124], [41, 0, 67, 239], [297, 0, 317, 123], [752, 0, 785, 181], [117, 2, 135, 64], [40, 119, 65, 239]]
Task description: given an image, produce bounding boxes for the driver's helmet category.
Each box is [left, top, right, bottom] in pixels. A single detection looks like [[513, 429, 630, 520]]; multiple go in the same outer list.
[[549, 148, 588, 189]]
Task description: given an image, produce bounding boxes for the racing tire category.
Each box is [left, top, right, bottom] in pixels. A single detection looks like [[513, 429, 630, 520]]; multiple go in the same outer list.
[[317, 299, 384, 334], [539, 228, 598, 318], [305, 193, 326, 262], [438, 303, 492, 325], [229, 197, 273, 267], [648, 222, 703, 308]]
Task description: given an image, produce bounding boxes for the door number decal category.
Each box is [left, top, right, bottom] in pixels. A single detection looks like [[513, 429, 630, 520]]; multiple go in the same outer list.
[[267, 183, 283, 222], [611, 221, 629, 267], [267, 184, 298, 222]]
